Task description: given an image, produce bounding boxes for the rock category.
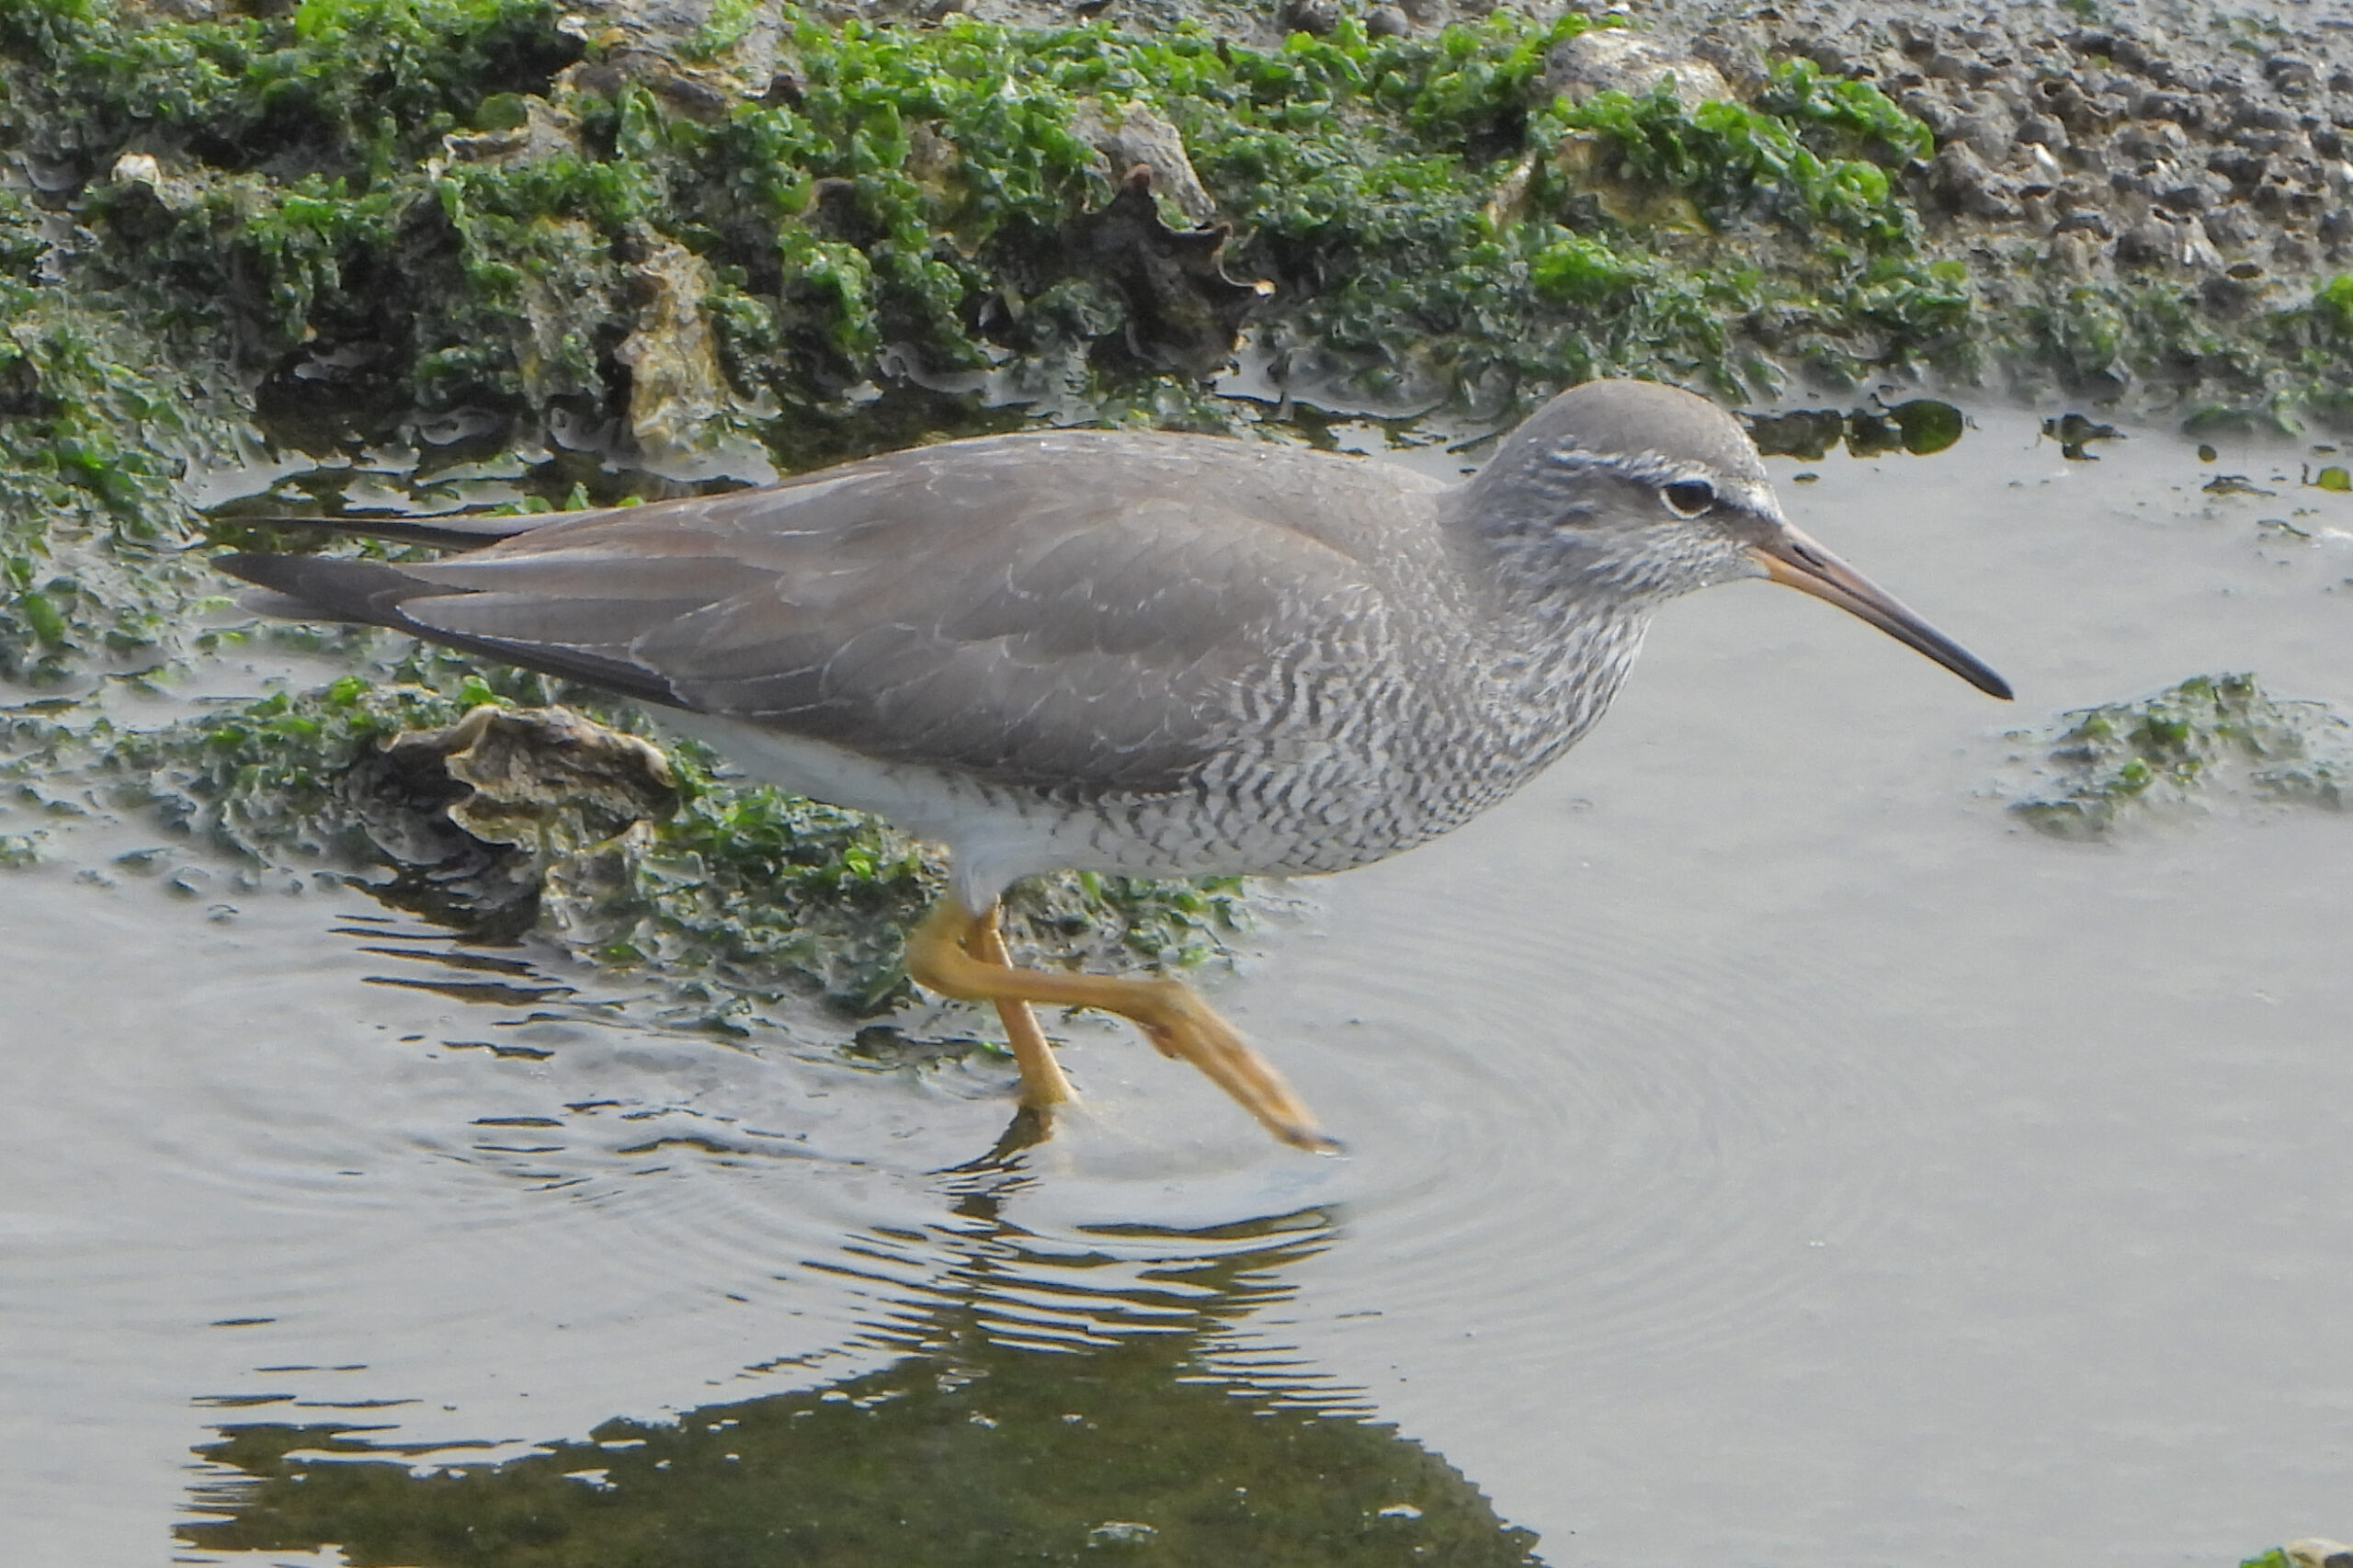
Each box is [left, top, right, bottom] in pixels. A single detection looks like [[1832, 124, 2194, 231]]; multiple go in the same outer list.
[[2268, 131, 2318, 165], [2118, 119, 2188, 159], [2004, 674, 2353, 839], [1070, 99, 1218, 226], [1281, 0, 1338, 36], [1364, 4, 1409, 38], [1926, 51, 1982, 86], [2015, 114, 2068, 149], [1061, 166, 1271, 379], [1890, 19, 1938, 60], [2050, 229, 2102, 277], [511, 217, 623, 409], [2235, 99, 2300, 133], [1952, 110, 2014, 163], [2211, 145, 2271, 187], [438, 95, 581, 167], [1688, 34, 1766, 96], [2052, 208, 2112, 238], [1794, 39, 1855, 78], [554, 0, 782, 117], [2156, 177, 2213, 213], [1482, 152, 1536, 230], [385, 707, 675, 854], [2113, 215, 2176, 267], [1545, 30, 1732, 109], [2069, 28, 2154, 74], [2178, 215, 2223, 270], [2265, 54, 2320, 95], [2201, 258, 2268, 311], [344, 705, 677, 928], [615, 241, 733, 464], [1899, 89, 1958, 139], [2029, 76, 2099, 134], [2203, 205, 2263, 244], [2018, 141, 2065, 193], [1930, 141, 2019, 219], [2135, 91, 2205, 128], [2284, 1538, 2353, 1568], [105, 150, 209, 216]]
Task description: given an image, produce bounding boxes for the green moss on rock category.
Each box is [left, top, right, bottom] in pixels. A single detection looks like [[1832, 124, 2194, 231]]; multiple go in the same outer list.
[[2006, 673, 2353, 839], [0, 0, 1988, 455], [1, 664, 1249, 1020]]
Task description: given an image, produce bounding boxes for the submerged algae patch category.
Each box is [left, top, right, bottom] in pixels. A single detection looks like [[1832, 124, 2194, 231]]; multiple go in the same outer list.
[[2005, 673, 2353, 839]]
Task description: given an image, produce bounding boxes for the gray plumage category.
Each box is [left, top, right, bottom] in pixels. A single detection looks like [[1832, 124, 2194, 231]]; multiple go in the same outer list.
[[222, 381, 2004, 911]]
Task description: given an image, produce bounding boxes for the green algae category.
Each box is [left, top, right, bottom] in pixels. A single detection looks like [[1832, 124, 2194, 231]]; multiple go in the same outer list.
[[0, 210, 223, 681], [0, 661, 1249, 1019], [0, 0, 2345, 524], [0, 0, 1983, 453], [2318, 275, 2353, 334], [1546, 63, 1927, 244], [2000, 272, 2353, 434], [1218, 49, 1966, 403], [2006, 674, 2353, 839]]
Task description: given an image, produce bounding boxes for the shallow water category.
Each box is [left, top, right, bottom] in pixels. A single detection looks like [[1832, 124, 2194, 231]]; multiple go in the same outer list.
[[3, 405, 2348, 1564]]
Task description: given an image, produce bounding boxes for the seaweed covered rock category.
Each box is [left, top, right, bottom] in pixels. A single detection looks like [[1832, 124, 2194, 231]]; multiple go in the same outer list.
[[0, 671, 1249, 1017], [1720, 3, 2353, 416], [342, 701, 678, 934], [2004, 673, 2353, 839]]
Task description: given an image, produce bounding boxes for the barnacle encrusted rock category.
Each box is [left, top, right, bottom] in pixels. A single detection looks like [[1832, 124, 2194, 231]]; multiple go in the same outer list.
[[345, 704, 679, 926]]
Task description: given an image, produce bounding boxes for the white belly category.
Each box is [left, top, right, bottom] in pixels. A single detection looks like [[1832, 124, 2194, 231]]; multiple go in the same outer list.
[[653, 710, 1204, 912]]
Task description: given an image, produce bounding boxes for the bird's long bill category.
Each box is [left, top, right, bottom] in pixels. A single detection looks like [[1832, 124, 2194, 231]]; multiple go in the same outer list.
[[1747, 526, 2013, 700]]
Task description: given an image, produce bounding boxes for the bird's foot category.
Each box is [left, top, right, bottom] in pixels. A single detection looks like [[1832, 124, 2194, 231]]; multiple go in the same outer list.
[[907, 898, 1336, 1153]]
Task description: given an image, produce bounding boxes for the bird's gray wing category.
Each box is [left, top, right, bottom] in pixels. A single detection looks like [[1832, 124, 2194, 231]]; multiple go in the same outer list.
[[388, 435, 1410, 796]]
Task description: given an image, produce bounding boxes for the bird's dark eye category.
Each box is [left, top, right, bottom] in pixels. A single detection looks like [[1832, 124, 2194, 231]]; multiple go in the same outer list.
[[1661, 480, 1715, 517]]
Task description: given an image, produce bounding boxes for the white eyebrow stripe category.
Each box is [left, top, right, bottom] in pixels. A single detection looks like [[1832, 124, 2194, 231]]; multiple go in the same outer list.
[[1542, 447, 1711, 486]]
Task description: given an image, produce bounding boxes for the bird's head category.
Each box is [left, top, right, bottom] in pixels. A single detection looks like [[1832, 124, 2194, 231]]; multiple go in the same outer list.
[[1465, 380, 2011, 699]]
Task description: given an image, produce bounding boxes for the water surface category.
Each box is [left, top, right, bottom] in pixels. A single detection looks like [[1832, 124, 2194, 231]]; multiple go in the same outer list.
[[2, 405, 2348, 1564]]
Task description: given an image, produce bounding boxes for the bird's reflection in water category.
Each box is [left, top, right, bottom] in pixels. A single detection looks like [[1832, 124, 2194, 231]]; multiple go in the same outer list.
[[179, 1172, 1543, 1564]]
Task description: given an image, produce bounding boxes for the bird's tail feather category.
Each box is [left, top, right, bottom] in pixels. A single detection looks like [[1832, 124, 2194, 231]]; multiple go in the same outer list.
[[220, 512, 548, 549], [216, 552, 444, 630], [214, 551, 683, 706]]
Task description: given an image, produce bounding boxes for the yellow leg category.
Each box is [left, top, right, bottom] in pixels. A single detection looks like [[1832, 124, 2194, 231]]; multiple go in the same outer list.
[[969, 904, 1078, 1112], [905, 899, 1336, 1153]]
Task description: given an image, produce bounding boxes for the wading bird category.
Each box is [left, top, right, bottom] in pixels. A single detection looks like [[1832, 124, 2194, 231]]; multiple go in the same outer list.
[[223, 380, 2009, 1152]]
